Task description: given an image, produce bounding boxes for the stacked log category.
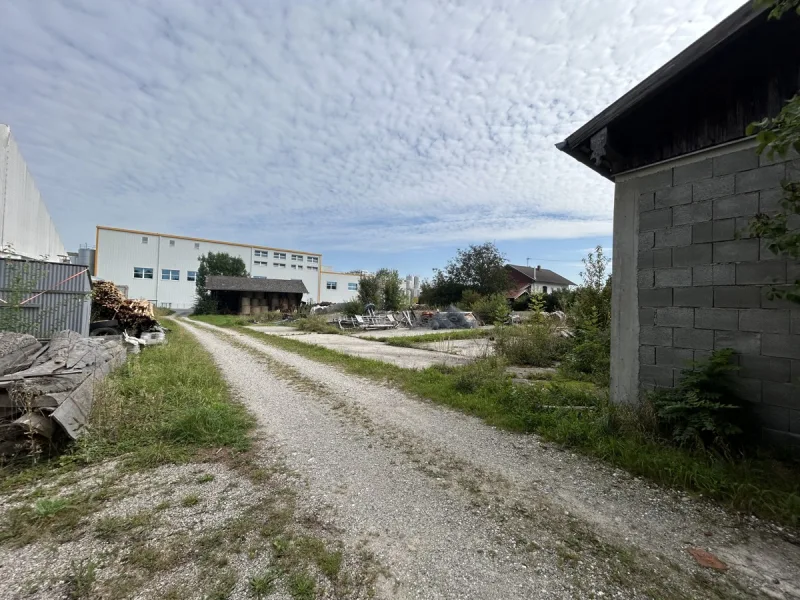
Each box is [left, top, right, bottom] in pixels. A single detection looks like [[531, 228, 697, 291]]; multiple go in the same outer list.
[[0, 330, 126, 457], [92, 281, 159, 331]]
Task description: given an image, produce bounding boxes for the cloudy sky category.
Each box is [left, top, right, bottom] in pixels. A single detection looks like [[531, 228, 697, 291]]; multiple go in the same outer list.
[[1, 0, 742, 282]]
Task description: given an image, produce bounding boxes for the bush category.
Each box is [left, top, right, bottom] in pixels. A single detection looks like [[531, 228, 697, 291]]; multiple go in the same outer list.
[[560, 316, 611, 384], [649, 349, 753, 452], [494, 322, 571, 366], [192, 295, 219, 315], [469, 293, 511, 325], [340, 299, 364, 317], [295, 314, 340, 334]]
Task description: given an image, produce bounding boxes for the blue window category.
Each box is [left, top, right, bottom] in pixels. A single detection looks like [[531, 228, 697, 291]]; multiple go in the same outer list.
[[187, 271, 197, 282], [326, 281, 337, 290], [134, 267, 153, 279], [348, 283, 358, 291], [162, 269, 180, 281]]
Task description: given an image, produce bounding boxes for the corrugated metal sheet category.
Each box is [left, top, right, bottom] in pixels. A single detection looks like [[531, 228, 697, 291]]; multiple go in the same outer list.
[[0, 125, 66, 260], [0, 258, 91, 338]]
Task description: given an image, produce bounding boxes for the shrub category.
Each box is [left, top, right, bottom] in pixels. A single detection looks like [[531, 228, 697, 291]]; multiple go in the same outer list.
[[560, 315, 611, 384], [452, 357, 509, 394], [340, 299, 364, 317], [295, 314, 340, 334], [649, 349, 753, 452], [494, 321, 571, 366], [469, 293, 511, 325]]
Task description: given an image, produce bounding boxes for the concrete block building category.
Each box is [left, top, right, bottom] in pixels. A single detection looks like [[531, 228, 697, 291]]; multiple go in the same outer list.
[[95, 226, 323, 309], [559, 3, 800, 445]]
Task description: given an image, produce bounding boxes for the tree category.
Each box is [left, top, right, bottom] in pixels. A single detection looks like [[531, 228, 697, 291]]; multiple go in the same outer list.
[[443, 242, 511, 297], [746, 0, 800, 303], [570, 246, 612, 330], [357, 274, 380, 307], [377, 268, 404, 311], [193, 252, 248, 314]]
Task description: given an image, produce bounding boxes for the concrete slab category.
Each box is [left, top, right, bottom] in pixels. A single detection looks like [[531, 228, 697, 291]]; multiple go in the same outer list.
[[416, 338, 495, 359], [255, 330, 472, 369]]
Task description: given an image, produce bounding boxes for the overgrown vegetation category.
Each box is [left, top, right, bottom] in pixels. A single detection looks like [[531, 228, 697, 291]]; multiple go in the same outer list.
[[649, 350, 754, 452], [467, 292, 511, 325], [239, 326, 800, 526], [357, 268, 405, 310], [191, 312, 283, 328], [494, 319, 571, 367], [76, 320, 254, 467], [746, 0, 800, 303], [293, 314, 341, 334]]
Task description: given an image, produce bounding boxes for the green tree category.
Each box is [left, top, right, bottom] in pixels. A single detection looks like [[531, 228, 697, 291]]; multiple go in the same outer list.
[[357, 274, 381, 307], [376, 268, 404, 311], [193, 252, 248, 314], [746, 0, 800, 303], [570, 246, 612, 330], [443, 242, 511, 297]]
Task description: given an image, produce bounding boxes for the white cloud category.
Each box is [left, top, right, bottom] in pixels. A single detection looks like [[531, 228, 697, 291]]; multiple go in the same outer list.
[[0, 0, 742, 252]]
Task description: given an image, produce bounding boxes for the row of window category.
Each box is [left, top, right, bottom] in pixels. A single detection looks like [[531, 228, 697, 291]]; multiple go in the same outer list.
[[325, 282, 359, 291], [133, 267, 197, 282], [141, 236, 202, 251]]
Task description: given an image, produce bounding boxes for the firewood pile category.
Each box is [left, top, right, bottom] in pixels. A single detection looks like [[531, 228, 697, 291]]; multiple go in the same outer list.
[[92, 281, 159, 331], [0, 330, 126, 458]]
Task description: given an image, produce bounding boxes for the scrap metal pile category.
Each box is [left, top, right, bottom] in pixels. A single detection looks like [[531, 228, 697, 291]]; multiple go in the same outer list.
[[430, 306, 479, 330], [92, 281, 159, 332], [0, 330, 127, 457]]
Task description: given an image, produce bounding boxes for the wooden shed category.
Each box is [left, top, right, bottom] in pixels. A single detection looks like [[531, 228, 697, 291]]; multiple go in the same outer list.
[[204, 276, 308, 315]]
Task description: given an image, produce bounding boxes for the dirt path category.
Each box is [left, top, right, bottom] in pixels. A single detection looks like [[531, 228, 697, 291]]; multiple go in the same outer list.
[[184, 319, 800, 600]]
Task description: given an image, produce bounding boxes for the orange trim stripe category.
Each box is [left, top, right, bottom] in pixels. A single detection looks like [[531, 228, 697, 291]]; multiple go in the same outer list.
[[96, 225, 323, 257]]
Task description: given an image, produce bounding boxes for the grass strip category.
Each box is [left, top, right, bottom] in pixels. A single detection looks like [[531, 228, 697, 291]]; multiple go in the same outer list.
[[1, 319, 254, 490], [366, 328, 494, 347], [191, 313, 284, 328], [230, 324, 800, 527]]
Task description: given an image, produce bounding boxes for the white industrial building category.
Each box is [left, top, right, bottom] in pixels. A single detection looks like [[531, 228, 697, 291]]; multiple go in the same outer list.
[[0, 125, 66, 260], [318, 270, 363, 304], [95, 226, 324, 309]]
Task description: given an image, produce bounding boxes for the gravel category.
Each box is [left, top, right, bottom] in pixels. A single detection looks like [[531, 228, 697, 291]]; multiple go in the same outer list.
[[185, 319, 800, 600], [248, 330, 472, 369]]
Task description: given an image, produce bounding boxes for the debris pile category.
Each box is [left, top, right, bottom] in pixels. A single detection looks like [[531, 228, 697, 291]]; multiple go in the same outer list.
[[92, 281, 159, 332], [430, 306, 479, 330], [0, 330, 126, 457]]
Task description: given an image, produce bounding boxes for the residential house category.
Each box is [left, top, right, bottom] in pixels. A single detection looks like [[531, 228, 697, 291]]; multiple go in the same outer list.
[[506, 264, 576, 300]]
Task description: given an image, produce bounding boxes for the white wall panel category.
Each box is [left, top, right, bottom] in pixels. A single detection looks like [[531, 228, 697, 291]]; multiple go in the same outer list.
[[0, 125, 66, 259], [320, 272, 361, 304]]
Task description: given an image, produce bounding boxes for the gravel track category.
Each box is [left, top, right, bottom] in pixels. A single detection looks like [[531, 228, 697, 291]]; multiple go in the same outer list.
[[184, 319, 800, 600]]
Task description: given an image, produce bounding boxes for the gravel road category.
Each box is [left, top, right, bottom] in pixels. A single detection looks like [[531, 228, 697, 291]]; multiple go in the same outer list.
[[184, 319, 800, 600]]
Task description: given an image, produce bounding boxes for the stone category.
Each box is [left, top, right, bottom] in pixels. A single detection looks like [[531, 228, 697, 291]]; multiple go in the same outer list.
[[673, 202, 712, 226], [640, 326, 673, 346], [712, 148, 759, 176], [673, 328, 714, 350], [692, 221, 713, 244], [693, 175, 735, 201], [639, 288, 673, 307], [738, 309, 791, 334], [673, 287, 713, 307], [655, 267, 692, 288], [672, 244, 712, 267], [714, 330, 762, 354], [735, 261, 787, 285], [713, 193, 759, 219], [673, 159, 712, 185], [735, 164, 786, 193], [654, 226, 692, 248], [655, 184, 692, 208], [640, 208, 672, 232], [656, 307, 694, 328]]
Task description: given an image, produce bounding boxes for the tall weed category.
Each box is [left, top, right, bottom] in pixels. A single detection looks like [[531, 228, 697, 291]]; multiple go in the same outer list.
[[494, 322, 571, 366]]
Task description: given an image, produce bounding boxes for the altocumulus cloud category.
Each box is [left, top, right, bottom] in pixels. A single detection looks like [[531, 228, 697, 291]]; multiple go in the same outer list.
[[1, 0, 741, 252]]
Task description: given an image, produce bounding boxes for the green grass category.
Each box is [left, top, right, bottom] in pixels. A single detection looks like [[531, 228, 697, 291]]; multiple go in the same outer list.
[[76, 319, 254, 467], [236, 326, 800, 527], [190, 313, 282, 328], [373, 328, 494, 348], [153, 306, 175, 317]]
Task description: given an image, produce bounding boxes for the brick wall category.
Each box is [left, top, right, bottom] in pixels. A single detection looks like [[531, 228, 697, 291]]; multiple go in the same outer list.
[[635, 146, 800, 446]]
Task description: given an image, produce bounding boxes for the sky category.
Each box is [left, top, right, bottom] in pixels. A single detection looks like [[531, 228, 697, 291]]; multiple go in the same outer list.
[[1, 0, 743, 284]]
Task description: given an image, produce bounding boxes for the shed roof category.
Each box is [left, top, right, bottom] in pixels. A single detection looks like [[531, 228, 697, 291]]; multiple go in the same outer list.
[[205, 276, 308, 295], [557, 3, 800, 177], [506, 265, 576, 287]]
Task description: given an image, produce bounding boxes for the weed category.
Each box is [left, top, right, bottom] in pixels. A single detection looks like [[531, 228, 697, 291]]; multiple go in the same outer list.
[[95, 511, 154, 541], [34, 497, 71, 517], [287, 571, 316, 600], [249, 569, 279, 598], [65, 559, 96, 599], [294, 314, 340, 334], [197, 473, 215, 483], [494, 322, 572, 367], [181, 494, 200, 507], [191, 313, 282, 328], [76, 320, 254, 469], [205, 570, 237, 600]]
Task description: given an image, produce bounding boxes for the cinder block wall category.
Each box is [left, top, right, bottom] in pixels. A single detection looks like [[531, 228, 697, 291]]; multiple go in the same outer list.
[[635, 145, 800, 446]]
